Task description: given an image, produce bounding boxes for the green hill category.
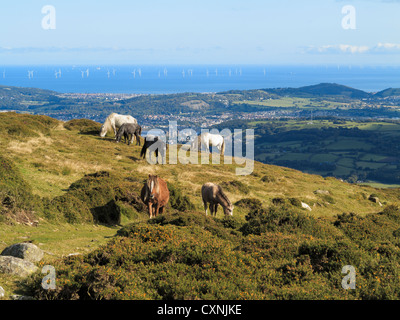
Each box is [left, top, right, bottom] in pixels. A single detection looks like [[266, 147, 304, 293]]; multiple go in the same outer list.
[[265, 83, 371, 99], [1, 112, 400, 300], [374, 88, 400, 98]]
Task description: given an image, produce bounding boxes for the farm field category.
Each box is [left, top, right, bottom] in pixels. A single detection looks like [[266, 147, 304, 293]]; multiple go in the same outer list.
[[245, 119, 400, 185]]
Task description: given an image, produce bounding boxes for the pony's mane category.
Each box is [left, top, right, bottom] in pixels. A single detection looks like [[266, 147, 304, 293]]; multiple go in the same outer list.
[[101, 115, 114, 133], [148, 175, 159, 192], [217, 185, 231, 206], [106, 113, 117, 120]]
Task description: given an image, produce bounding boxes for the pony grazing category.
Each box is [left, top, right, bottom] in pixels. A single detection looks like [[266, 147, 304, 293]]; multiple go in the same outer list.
[[192, 132, 225, 155], [115, 123, 142, 146], [140, 174, 170, 218], [140, 135, 166, 164], [201, 182, 234, 216], [99, 113, 138, 138]]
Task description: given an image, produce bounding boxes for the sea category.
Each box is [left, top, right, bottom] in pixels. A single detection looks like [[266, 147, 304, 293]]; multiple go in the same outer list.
[[0, 65, 400, 94]]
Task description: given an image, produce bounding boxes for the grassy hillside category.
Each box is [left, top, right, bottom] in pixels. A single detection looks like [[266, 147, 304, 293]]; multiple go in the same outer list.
[[1, 112, 400, 300]]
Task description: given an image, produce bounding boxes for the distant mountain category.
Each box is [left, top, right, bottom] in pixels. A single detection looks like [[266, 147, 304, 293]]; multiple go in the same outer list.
[[263, 83, 371, 99], [374, 88, 400, 98]]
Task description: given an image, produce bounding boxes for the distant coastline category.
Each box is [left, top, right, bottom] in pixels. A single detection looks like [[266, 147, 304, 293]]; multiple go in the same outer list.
[[1, 65, 400, 94]]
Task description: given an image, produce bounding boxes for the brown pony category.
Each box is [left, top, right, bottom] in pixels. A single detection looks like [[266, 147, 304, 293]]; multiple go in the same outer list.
[[140, 174, 170, 218], [201, 182, 234, 216]]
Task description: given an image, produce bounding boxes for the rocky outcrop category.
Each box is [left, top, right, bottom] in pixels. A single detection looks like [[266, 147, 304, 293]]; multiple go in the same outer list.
[[0, 243, 43, 279], [314, 189, 330, 195], [301, 202, 312, 211], [0, 256, 38, 277], [368, 195, 383, 206], [1, 243, 43, 263]]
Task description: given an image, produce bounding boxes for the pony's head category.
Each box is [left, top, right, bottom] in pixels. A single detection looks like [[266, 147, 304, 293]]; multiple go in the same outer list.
[[99, 124, 107, 137], [99, 116, 112, 138], [147, 174, 159, 200], [224, 204, 234, 216]]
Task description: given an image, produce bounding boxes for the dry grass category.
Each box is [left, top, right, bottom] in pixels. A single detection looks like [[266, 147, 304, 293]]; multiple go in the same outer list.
[[7, 134, 53, 154], [1, 115, 399, 221]]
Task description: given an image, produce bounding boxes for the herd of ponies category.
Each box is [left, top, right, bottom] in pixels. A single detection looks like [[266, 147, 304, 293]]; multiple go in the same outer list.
[[99, 113, 234, 218]]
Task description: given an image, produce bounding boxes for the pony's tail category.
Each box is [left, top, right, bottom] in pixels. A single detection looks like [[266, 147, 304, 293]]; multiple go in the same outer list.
[[221, 139, 225, 155]]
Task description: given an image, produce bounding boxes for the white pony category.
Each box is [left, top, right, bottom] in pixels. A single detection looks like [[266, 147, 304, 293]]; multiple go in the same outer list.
[[99, 113, 138, 138], [191, 132, 225, 155]]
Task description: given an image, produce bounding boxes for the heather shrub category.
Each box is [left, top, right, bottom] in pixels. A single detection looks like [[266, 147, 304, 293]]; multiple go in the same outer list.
[[166, 182, 195, 212]]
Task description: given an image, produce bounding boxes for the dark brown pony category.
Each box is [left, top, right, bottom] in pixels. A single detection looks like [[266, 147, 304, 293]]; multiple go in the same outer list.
[[140, 174, 170, 218], [115, 123, 142, 146]]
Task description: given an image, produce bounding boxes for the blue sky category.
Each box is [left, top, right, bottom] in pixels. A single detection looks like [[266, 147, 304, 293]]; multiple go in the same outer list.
[[0, 0, 400, 65]]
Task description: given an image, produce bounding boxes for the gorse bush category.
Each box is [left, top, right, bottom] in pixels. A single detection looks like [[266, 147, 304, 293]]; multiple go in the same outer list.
[[166, 182, 195, 212], [234, 198, 263, 212], [63, 119, 101, 135], [240, 204, 318, 236], [0, 164, 147, 225], [26, 206, 400, 300], [0, 155, 42, 224]]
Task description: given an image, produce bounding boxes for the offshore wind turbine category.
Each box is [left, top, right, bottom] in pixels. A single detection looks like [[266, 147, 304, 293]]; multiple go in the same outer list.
[[86, 68, 90, 77], [132, 69, 136, 78], [138, 68, 141, 77], [163, 67, 168, 77], [2, 70, 5, 79], [28, 70, 34, 79]]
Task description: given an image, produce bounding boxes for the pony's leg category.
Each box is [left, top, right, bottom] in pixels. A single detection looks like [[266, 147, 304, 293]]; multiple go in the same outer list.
[[203, 201, 208, 215], [148, 203, 153, 219], [155, 204, 160, 217], [205, 142, 209, 153], [209, 203, 214, 215], [214, 204, 218, 216], [136, 134, 141, 146]]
